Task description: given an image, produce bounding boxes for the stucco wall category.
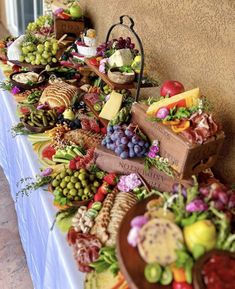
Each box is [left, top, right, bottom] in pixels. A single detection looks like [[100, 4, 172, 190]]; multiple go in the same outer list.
[[79, 0, 235, 183], [0, 0, 7, 27]]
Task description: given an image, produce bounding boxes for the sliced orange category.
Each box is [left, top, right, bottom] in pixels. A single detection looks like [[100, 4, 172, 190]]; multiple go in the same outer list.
[[162, 119, 181, 126], [171, 120, 190, 133]]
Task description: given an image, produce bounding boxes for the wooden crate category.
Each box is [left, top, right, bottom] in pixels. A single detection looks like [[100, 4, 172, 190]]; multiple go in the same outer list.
[[131, 103, 225, 178], [54, 15, 85, 39], [94, 145, 192, 192]]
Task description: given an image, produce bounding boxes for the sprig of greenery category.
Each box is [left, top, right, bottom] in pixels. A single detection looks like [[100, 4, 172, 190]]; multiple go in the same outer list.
[[0, 80, 13, 91], [16, 175, 53, 200], [144, 157, 174, 177], [10, 123, 37, 137]]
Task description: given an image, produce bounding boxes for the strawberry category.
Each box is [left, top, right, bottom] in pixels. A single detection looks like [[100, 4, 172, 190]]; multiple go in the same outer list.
[[97, 182, 111, 195], [94, 192, 105, 202], [88, 200, 94, 209], [69, 159, 76, 170], [103, 173, 118, 186], [101, 127, 107, 135]]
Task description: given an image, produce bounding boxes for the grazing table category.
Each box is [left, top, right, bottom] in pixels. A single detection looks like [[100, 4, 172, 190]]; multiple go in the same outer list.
[[0, 70, 83, 289]]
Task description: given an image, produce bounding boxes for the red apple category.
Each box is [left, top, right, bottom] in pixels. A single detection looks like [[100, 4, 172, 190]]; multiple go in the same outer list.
[[160, 80, 185, 97]]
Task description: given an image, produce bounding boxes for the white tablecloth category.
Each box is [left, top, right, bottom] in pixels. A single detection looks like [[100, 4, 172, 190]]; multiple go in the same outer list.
[[0, 70, 84, 289]]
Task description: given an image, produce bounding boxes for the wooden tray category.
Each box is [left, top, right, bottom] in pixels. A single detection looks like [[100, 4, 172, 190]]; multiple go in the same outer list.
[[117, 196, 172, 289], [83, 98, 109, 127], [9, 60, 59, 72], [85, 59, 135, 90]]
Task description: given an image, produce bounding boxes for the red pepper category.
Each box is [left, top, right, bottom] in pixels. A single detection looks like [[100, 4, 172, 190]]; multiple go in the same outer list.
[[57, 12, 71, 20], [172, 281, 193, 289]]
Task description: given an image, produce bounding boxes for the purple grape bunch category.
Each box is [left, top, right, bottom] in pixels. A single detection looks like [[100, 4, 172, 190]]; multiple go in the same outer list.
[[96, 37, 139, 57], [101, 124, 149, 159]]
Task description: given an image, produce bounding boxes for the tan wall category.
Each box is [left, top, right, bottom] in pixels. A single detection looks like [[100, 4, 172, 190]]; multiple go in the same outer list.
[[79, 0, 235, 183], [0, 0, 7, 26]]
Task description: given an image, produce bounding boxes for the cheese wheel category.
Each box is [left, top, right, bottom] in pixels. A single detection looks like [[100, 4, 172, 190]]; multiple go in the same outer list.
[[137, 218, 183, 266]]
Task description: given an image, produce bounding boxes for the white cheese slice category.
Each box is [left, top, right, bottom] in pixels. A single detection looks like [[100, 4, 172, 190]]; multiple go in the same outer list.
[[99, 91, 123, 120], [108, 49, 133, 68]]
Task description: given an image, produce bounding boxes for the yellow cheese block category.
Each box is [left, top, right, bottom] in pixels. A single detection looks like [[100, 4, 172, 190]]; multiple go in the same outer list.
[[99, 91, 123, 120], [147, 87, 200, 116]]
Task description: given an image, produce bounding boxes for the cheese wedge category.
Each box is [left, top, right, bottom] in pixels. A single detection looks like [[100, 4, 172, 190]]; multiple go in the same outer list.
[[99, 91, 123, 120], [147, 87, 200, 116]]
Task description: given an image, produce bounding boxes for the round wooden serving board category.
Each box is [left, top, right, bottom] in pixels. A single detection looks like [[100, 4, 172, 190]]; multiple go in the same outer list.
[[117, 196, 172, 289]]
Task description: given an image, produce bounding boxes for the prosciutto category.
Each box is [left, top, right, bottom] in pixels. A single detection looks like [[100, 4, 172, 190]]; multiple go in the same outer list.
[[67, 227, 102, 272], [180, 112, 219, 144]]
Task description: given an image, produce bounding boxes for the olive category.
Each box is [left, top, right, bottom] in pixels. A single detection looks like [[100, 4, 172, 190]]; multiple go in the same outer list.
[[63, 188, 69, 195], [60, 171, 67, 179], [75, 182, 81, 189], [74, 172, 79, 177], [89, 175, 95, 181], [91, 186, 97, 193], [78, 189, 83, 196], [71, 176, 78, 183], [67, 194, 74, 200], [93, 181, 100, 187], [84, 187, 90, 195], [74, 196, 79, 201], [70, 189, 77, 196], [64, 176, 71, 182], [67, 182, 74, 189], [66, 169, 73, 175], [55, 186, 62, 193], [81, 180, 88, 187], [60, 181, 67, 188], [52, 179, 59, 187], [79, 168, 86, 174], [78, 174, 86, 181]]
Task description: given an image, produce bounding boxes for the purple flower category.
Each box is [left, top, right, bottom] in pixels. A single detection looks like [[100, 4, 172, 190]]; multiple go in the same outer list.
[[11, 86, 20, 95], [147, 151, 156, 158], [131, 215, 148, 228], [41, 168, 53, 177], [117, 173, 141, 192], [150, 145, 159, 154], [127, 227, 140, 247], [54, 8, 64, 15], [186, 199, 208, 212], [99, 63, 106, 73]]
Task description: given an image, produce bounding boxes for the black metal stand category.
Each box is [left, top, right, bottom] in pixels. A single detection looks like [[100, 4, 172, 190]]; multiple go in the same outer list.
[[105, 15, 144, 102]]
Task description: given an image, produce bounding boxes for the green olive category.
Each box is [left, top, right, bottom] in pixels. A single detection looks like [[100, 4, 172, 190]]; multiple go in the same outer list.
[[64, 176, 71, 182], [67, 194, 74, 200], [81, 180, 88, 187], [91, 186, 97, 193], [71, 176, 78, 183], [67, 182, 74, 189], [60, 171, 67, 179], [63, 188, 69, 196], [79, 168, 86, 174], [55, 186, 62, 193], [84, 187, 90, 195], [78, 189, 83, 196], [60, 181, 67, 188], [89, 175, 95, 181], [74, 172, 79, 177], [75, 182, 81, 189], [66, 169, 73, 175], [93, 181, 100, 187], [52, 179, 59, 187], [78, 174, 86, 181], [74, 196, 79, 201], [70, 189, 77, 196]]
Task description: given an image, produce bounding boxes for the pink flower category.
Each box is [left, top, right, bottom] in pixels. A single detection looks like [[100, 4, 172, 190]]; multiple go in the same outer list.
[[127, 227, 140, 247], [150, 145, 159, 154], [11, 86, 20, 94], [41, 168, 53, 177], [186, 199, 208, 212], [147, 151, 156, 158]]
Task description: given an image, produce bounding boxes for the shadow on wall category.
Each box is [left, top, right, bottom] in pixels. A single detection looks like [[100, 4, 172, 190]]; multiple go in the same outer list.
[[80, 0, 235, 184]]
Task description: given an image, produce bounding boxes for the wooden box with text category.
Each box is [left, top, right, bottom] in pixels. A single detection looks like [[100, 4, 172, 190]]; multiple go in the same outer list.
[[94, 146, 192, 192], [131, 103, 225, 178], [54, 15, 85, 39]]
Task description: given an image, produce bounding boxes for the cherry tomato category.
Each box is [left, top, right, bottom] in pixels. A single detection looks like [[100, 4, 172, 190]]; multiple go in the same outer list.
[[89, 58, 99, 66], [94, 192, 105, 202], [57, 12, 71, 20], [172, 281, 193, 289]]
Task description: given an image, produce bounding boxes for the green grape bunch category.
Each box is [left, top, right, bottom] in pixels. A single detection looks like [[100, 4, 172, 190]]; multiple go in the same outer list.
[[27, 15, 54, 35], [20, 36, 59, 66]]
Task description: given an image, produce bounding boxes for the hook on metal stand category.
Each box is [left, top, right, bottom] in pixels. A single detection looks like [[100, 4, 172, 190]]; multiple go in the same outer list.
[[105, 15, 144, 102]]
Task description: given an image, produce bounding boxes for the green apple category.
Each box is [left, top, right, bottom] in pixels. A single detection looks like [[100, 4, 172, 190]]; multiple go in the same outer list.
[[69, 4, 82, 19]]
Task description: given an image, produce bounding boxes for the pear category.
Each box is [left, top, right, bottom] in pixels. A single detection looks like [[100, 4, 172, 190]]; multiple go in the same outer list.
[[63, 108, 75, 120], [183, 220, 216, 252]]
